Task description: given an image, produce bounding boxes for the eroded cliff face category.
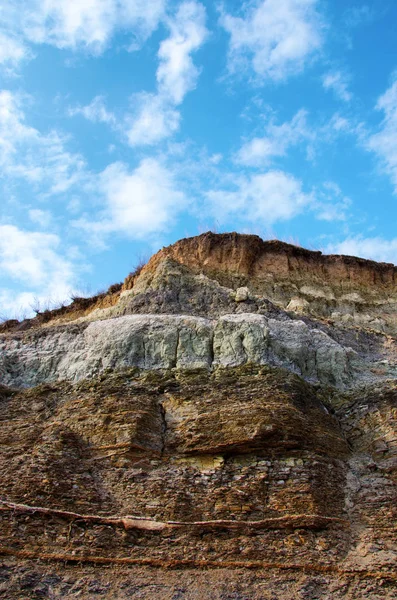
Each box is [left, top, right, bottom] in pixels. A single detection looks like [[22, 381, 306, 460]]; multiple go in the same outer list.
[[0, 233, 396, 599], [137, 233, 397, 334], [0, 313, 364, 389], [2, 231, 397, 335]]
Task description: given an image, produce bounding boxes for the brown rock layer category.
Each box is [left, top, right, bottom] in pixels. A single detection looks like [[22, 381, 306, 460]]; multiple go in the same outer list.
[[166, 233, 396, 283], [0, 366, 396, 597]]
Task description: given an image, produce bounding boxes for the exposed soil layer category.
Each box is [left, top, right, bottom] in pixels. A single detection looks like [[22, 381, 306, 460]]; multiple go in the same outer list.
[[1, 560, 397, 599], [146, 232, 397, 287]]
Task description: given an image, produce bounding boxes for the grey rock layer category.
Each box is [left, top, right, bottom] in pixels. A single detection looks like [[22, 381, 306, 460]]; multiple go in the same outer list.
[[0, 313, 359, 389]]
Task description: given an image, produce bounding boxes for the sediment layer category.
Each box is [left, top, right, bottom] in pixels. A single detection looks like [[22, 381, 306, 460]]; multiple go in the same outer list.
[[0, 366, 395, 598]]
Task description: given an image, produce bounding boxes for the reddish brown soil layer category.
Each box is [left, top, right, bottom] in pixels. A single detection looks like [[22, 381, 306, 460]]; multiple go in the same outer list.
[[137, 232, 397, 289]]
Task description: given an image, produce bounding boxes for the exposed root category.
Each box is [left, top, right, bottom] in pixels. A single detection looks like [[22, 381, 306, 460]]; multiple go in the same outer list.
[[0, 546, 396, 582], [0, 499, 348, 532]]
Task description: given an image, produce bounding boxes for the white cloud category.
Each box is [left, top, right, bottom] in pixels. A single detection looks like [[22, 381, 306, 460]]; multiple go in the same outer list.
[[0, 31, 29, 67], [314, 181, 351, 221], [0, 225, 73, 287], [316, 112, 362, 149], [0, 92, 87, 317], [327, 113, 352, 133], [0, 224, 80, 317], [126, 93, 180, 146], [157, 1, 208, 104], [0, 90, 36, 158], [69, 2, 208, 147], [0, 89, 86, 193], [237, 107, 360, 168], [1, 0, 165, 60], [76, 158, 187, 240], [206, 170, 312, 225], [210, 153, 223, 164], [366, 76, 397, 193], [100, 159, 187, 236], [28, 209, 52, 228], [220, 0, 323, 81], [322, 71, 352, 102], [126, 0, 207, 146], [69, 95, 116, 125], [204, 162, 351, 227], [70, 88, 182, 149], [236, 109, 312, 166], [327, 236, 397, 264]]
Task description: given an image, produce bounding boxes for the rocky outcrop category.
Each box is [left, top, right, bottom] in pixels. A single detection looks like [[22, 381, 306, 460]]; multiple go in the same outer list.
[[0, 366, 396, 598], [146, 233, 397, 334], [1, 232, 397, 598], [0, 313, 364, 389], [2, 232, 397, 335]]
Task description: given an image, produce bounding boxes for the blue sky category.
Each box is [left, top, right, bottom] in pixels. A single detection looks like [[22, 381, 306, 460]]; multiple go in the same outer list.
[[1, 0, 397, 318]]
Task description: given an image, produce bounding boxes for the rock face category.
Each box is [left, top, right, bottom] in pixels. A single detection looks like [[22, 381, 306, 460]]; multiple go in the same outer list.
[[148, 233, 397, 334], [0, 232, 396, 599], [0, 313, 362, 389]]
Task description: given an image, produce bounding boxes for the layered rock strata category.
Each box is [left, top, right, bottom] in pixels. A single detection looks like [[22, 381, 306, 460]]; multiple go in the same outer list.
[[0, 313, 361, 389], [0, 367, 396, 598], [146, 233, 397, 334], [0, 233, 396, 598]]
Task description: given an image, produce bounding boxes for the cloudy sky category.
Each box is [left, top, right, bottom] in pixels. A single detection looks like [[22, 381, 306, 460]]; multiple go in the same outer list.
[[1, 0, 397, 318]]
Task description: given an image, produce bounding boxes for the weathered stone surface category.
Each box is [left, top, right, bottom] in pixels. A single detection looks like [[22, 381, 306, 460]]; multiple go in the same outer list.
[[0, 367, 395, 597], [235, 286, 250, 302], [333, 381, 397, 572], [163, 366, 347, 459], [0, 313, 361, 388]]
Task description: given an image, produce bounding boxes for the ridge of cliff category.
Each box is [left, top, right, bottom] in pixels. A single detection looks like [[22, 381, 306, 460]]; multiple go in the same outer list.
[[132, 232, 397, 333], [2, 232, 397, 335], [143, 231, 397, 289]]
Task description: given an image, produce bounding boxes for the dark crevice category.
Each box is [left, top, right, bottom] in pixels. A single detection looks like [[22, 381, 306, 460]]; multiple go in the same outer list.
[[158, 398, 167, 456]]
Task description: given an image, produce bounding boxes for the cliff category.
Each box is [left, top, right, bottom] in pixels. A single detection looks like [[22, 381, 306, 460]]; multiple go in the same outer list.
[[3, 231, 397, 334], [0, 233, 396, 599]]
